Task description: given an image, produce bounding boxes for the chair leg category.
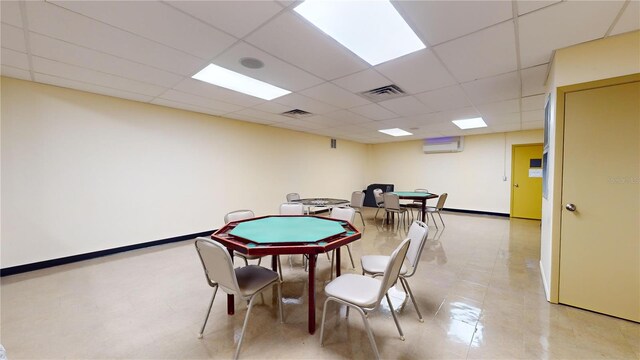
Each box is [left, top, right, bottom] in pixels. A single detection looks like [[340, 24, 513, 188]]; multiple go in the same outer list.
[[401, 277, 423, 322], [243, 256, 249, 266], [357, 210, 365, 227], [385, 293, 405, 341], [320, 297, 332, 346], [430, 212, 439, 229], [357, 306, 381, 360], [235, 295, 257, 360], [437, 211, 445, 228], [198, 286, 218, 339], [346, 245, 355, 269], [374, 208, 381, 221], [276, 282, 284, 323], [277, 256, 283, 282]]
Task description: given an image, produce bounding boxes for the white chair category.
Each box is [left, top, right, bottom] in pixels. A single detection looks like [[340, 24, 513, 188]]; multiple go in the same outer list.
[[373, 188, 385, 221], [402, 188, 429, 221], [194, 238, 284, 360], [279, 202, 304, 215], [349, 191, 366, 227], [286, 193, 300, 202], [320, 238, 411, 360], [225, 210, 282, 281], [328, 207, 356, 275], [361, 221, 429, 321], [383, 193, 408, 230], [424, 193, 448, 228]]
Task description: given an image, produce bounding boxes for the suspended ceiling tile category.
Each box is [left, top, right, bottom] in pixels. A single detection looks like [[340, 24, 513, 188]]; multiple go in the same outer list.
[[32, 56, 166, 97], [519, 1, 625, 67], [300, 82, 370, 109], [484, 112, 521, 125], [159, 89, 244, 114], [26, 1, 204, 76], [1, 65, 30, 80], [33, 73, 154, 103], [375, 49, 456, 94], [251, 101, 292, 115], [395, 0, 513, 46], [1, 47, 29, 70], [462, 71, 521, 104], [415, 85, 471, 112], [331, 68, 392, 93], [522, 109, 544, 123], [349, 103, 398, 121], [29, 34, 183, 88], [434, 21, 518, 83], [166, 1, 284, 39], [245, 11, 368, 81], [378, 96, 434, 117], [324, 110, 373, 125], [173, 78, 266, 108], [521, 94, 547, 111], [1, 23, 26, 52], [610, 1, 640, 36], [517, 0, 561, 16], [441, 106, 482, 122], [212, 41, 323, 92], [521, 63, 549, 96], [476, 99, 520, 117], [1, 1, 23, 28], [522, 120, 544, 130], [492, 123, 522, 133], [272, 92, 339, 115], [50, 1, 236, 60]]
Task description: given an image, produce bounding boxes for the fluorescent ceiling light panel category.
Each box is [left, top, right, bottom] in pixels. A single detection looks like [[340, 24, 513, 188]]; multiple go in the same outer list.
[[294, 0, 426, 66], [192, 64, 290, 101], [378, 128, 413, 137], [452, 117, 487, 129]]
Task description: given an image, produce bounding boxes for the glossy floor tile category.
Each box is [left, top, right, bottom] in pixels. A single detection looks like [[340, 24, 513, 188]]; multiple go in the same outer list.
[[1, 210, 638, 359]]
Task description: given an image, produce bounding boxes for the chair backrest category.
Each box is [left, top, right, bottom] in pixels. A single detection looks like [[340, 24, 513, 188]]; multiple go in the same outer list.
[[224, 209, 255, 224], [280, 202, 304, 215], [194, 238, 239, 294], [330, 206, 356, 223], [286, 193, 300, 202], [404, 221, 429, 276], [382, 193, 401, 210], [435, 193, 448, 210], [374, 237, 411, 306], [373, 188, 384, 205], [350, 191, 365, 209], [412, 188, 429, 204]]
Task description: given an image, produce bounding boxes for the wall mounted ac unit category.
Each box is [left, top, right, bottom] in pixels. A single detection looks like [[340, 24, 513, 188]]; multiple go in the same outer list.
[[423, 136, 464, 153]]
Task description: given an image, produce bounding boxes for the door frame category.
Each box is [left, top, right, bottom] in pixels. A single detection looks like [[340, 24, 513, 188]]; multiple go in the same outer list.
[[548, 73, 640, 303], [510, 143, 543, 219]]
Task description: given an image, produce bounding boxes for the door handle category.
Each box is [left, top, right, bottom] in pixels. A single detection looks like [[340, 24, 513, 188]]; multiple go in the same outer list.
[[514, 184, 519, 188], [565, 203, 577, 212]]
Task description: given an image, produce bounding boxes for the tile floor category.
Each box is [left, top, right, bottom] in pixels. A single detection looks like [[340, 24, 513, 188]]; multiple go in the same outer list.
[[1, 209, 638, 359]]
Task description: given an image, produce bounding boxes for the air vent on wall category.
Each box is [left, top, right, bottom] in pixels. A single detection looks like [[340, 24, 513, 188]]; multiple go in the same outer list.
[[359, 84, 406, 102], [281, 109, 313, 119]]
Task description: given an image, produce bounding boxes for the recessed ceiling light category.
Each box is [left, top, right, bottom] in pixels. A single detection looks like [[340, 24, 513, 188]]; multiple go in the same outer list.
[[192, 64, 290, 101], [378, 128, 413, 137], [294, 0, 425, 66], [452, 117, 487, 129]]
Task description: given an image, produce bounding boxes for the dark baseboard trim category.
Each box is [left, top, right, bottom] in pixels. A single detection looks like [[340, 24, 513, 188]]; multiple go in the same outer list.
[[443, 208, 510, 217], [1, 230, 215, 277]]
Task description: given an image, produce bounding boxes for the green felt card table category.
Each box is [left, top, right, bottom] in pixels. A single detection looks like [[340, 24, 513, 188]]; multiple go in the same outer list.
[[211, 215, 361, 334], [391, 191, 439, 223]]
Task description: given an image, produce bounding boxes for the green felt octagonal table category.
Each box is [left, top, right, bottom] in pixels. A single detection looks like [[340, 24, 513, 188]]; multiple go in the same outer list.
[[391, 191, 439, 223], [212, 215, 361, 334]]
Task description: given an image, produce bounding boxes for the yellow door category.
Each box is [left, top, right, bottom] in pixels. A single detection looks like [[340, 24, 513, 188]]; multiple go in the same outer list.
[[511, 144, 543, 219], [560, 80, 639, 322]]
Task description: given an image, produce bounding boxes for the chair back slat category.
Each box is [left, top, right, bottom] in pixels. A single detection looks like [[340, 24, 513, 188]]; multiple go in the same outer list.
[[330, 207, 355, 223], [436, 193, 448, 210], [376, 237, 411, 302], [405, 221, 429, 276], [280, 202, 304, 215], [195, 238, 239, 294], [224, 210, 254, 224]]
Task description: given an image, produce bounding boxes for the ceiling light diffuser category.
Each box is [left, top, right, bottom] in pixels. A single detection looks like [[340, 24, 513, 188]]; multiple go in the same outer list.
[[452, 117, 487, 129], [378, 128, 413, 137], [294, 0, 426, 66], [192, 64, 290, 101]]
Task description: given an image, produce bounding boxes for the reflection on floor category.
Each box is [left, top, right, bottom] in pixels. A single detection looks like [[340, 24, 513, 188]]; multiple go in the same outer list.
[[2, 209, 639, 359]]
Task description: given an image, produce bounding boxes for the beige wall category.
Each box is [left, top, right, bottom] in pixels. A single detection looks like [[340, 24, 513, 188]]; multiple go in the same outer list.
[[367, 130, 543, 214], [541, 30, 640, 301], [1, 77, 368, 267]]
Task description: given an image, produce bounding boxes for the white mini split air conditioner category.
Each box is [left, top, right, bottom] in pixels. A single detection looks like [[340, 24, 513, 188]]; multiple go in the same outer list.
[[423, 136, 464, 153]]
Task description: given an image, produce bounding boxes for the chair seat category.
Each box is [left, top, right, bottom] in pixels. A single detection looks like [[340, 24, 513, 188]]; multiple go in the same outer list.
[[401, 203, 422, 209], [234, 251, 262, 260], [235, 265, 280, 297], [425, 206, 437, 212], [325, 274, 381, 308], [361, 255, 408, 276]]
